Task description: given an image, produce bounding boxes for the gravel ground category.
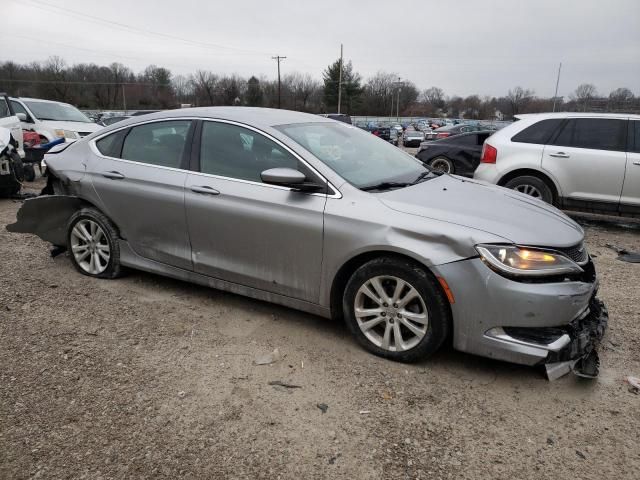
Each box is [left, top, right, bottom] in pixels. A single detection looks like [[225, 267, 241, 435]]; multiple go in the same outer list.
[[1, 177, 639, 479]]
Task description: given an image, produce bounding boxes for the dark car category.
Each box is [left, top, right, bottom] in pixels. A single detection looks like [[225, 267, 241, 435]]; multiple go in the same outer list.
[[99, 115, 132, 127], [415, 131, 494, 175], [320, 113, 352, 124], [433, 123, 487, 139], [372, 126, 398, 146]]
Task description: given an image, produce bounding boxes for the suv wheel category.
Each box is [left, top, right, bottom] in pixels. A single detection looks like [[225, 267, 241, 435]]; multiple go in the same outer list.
[[343, 257, 450, 362], [504, 175, 554, 204], [67, 208, 122, 279]]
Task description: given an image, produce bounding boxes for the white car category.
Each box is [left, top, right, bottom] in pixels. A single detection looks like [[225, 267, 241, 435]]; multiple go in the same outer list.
[[0, 93, 24, 157], [9, 97, 102, 143], [474, 112, 640, 217]]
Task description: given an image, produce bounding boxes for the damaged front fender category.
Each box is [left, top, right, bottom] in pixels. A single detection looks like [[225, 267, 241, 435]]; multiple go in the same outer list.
[[6, 195, 85, 246]]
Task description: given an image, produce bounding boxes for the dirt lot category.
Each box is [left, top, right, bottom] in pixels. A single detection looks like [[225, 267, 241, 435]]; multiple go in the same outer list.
[[1, 177, 639, 480]]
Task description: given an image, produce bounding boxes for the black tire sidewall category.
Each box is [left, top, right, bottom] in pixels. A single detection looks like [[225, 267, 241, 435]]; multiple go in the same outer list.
[[505, 176, 553, 204], [343, 257, 450, 362], [67, 208, 121, 279], [430, 157, 454, 174]]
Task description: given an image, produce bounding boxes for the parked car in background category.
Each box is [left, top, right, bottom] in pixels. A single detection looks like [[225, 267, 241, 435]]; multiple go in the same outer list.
[[372, 126, 398, 146], [0, 93, 24, 157], [474, 113, 640, 216], [99, 115, 132, 127], [416, 131, 494, 175], [320, 113, 352, 124], [391, 123, 403, 136], [433, 123, 486, 139], [402, 128, 425, 147], [8, 107, 607, 378], [10, 97, 102, 142]]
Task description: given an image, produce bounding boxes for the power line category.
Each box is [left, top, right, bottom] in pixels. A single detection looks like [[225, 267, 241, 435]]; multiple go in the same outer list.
[[272, 56, 286, 109], [19, 0, 273, 57], [0, 78, 169, 86]]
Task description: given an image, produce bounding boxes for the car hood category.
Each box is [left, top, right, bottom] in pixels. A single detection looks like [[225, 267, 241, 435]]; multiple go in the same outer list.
[[40, 120, 101, 132], [378, 175, 584, 248]]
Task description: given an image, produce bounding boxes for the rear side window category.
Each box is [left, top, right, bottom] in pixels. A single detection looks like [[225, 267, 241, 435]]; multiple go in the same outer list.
[[511, 119, 564, 144], [630, 121, 640, 153], [95, 129, 127, 157], [121, 120, 191, 168], [551, 118, 627, 151]]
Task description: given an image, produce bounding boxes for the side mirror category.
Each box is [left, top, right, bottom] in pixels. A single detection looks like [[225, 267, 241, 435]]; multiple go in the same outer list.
[[16, 113, 27, 122], [261, 167, 326, 193]]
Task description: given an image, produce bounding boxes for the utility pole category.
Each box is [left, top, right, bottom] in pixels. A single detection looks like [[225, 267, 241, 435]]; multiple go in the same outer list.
[[122, 84, 127, 114], [552, 62, 562, 112], [272, 55, 286, 109], [337, 44, 343, 114], [396, 77, 402, 121]]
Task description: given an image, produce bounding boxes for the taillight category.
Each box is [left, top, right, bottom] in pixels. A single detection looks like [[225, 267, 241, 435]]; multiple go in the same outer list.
[[436, 132, 450, 139], [481, 143, 497, 164]]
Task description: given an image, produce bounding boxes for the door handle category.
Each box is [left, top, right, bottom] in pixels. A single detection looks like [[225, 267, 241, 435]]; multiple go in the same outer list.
[[549, 152, 570, 158], [102, 171, 125, 179], [633, 160, 640, 166], [190, 185, 220, 195]]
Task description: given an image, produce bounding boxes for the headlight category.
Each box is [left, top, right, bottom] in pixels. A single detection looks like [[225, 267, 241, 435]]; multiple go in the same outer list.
[[476, 244, 583, 277], [54, 129, 79, 139]]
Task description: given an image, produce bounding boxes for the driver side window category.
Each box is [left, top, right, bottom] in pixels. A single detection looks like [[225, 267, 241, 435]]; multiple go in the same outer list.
[[199, 121, 299, 183]]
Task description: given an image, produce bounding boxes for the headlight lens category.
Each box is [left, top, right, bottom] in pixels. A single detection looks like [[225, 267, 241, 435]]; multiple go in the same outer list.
[[476, 244, 583, 277], [54, 129, 78, 139]]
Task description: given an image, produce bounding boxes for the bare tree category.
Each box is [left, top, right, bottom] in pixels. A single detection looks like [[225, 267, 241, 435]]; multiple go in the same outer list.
[[572, 83, 597, 111], [608, 87, 634, 110], [422, 86, 446, 112], [191, 70, 218, 105], [506, 86, 534, 116]]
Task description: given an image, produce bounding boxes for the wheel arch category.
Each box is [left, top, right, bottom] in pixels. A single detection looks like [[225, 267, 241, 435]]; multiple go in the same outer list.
[[497, 168, 560, 203], [329, 250, 453, 325]]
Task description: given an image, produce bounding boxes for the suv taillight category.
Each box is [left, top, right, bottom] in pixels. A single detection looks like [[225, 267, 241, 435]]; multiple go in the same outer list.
[[481, 143, 497, 164]]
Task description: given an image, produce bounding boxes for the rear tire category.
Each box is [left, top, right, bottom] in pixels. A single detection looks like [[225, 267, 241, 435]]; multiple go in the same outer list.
[[504, 175, 554, 204], [343, 257, 451, 363], [429, 157, 454, 174], [67, 208, 122, 279]]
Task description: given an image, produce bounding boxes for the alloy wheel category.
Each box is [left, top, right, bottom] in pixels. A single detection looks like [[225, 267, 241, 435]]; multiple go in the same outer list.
[[354, 276, 428, 352], [430, 158, 452, 173], [70, 219, 110, 275], [513, 184, 542, 198]]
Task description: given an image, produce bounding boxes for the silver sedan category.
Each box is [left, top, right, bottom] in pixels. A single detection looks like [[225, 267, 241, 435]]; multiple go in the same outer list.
[[8, 108, 607, 379]]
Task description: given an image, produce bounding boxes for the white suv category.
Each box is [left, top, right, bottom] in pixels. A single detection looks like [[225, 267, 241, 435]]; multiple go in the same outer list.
[[474, 113, 640, 217], [9, 97, 101, 143]]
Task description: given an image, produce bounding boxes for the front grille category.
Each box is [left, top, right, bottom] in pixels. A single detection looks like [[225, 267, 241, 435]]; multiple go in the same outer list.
[[557, 242, 589, 265]]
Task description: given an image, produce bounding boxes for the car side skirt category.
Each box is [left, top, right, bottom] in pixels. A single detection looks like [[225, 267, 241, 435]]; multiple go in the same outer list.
[[118, 240, 332, 319]]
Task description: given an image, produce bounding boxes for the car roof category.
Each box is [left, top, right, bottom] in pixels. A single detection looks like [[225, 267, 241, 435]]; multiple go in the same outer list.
[[136, 107, 336, 128], [515, 112, 640, 120]]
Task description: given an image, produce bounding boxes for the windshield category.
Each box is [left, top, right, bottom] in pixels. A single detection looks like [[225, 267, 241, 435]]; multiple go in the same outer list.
[[277, 122, 428, 189], [24, 101, 91, 123]]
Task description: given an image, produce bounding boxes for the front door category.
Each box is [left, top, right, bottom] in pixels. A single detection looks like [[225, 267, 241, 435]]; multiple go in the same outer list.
[[621, 120, 640, 215], [88, 119, 194, 270], [542, 117, 628, 211], [185, 120, 326, 303]]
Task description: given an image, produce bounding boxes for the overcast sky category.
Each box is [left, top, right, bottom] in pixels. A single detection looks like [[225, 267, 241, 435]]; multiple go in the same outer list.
[[3, 0, 639, 98]]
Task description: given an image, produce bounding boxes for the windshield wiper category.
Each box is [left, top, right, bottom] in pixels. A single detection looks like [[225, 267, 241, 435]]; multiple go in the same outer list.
[[360, 181, 412, 192], [410, 169, 443, 185]]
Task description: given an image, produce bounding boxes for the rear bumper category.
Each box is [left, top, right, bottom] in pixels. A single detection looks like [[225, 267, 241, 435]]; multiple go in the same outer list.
[[432, 258, 604, 368]]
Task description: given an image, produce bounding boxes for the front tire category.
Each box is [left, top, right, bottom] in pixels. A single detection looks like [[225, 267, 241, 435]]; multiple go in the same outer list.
[[343, 257, 451, 362], [67, 208, 122, 279], [504, 175, 554, 204]]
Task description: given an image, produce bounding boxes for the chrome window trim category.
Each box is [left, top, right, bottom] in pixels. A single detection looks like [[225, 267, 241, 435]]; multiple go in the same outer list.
[[89, 116, 342, 199]]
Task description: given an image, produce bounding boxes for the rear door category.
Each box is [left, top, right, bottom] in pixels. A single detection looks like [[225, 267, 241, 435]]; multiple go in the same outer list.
[[184, 119, 327, 302], [88, 119, 194, 270], [542, 117, 627, 211], [0, 96, 24, 155], [621, 120, 640, 215]]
